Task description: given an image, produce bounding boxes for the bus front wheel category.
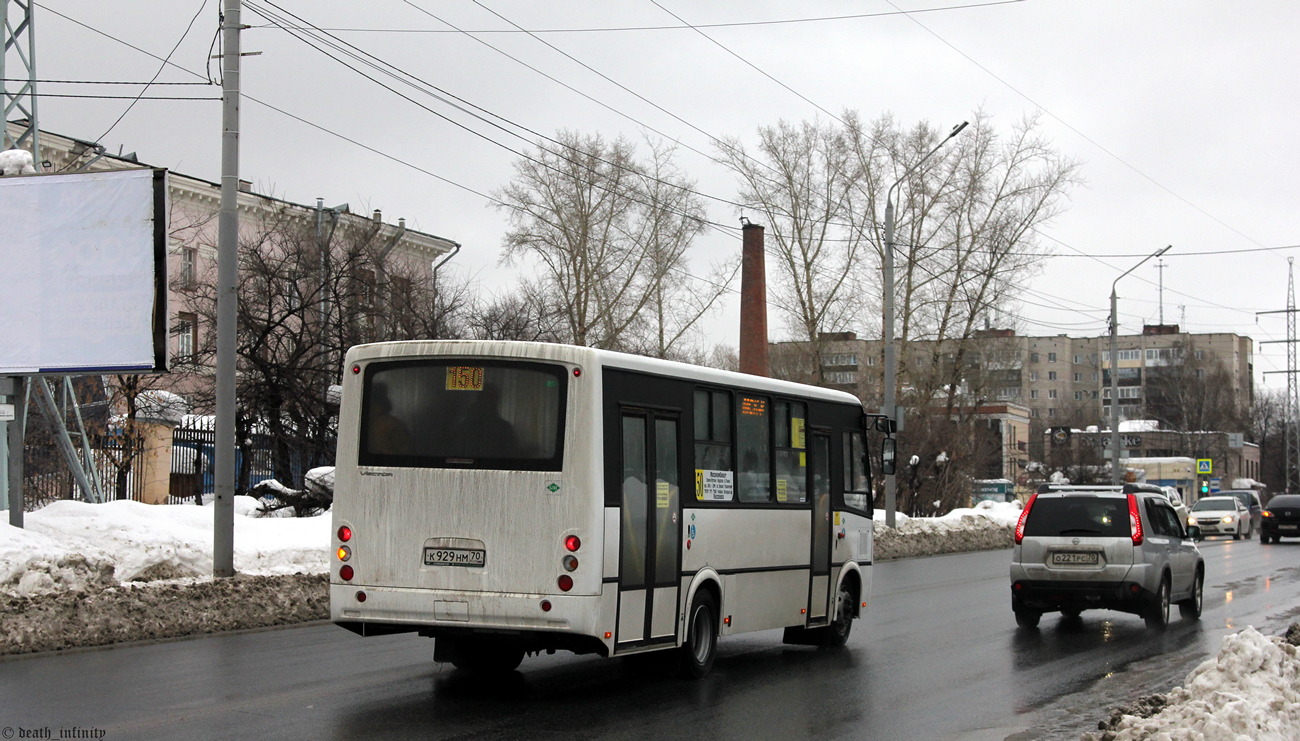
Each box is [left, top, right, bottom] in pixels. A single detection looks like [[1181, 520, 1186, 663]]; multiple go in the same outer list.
[[679, 591, 718, 679], [823, 582, 855, 647]]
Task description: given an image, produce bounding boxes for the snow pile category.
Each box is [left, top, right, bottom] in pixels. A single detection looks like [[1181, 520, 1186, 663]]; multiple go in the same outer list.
[[0, 148, 36, 175], [1087, 626, 1300, 740], [874, 500, 1021, 560], [0, 497, 329, 595]]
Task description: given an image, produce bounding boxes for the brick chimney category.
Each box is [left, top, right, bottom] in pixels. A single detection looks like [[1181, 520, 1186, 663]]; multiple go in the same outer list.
[[739, 221, 769, 376]]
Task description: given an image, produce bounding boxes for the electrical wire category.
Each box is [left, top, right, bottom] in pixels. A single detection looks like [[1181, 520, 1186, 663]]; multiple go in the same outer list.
[[91, 0, 207, 146], [250, 1, 1026, 35]]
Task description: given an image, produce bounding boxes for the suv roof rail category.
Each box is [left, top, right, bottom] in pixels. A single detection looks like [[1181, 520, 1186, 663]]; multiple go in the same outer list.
[[1034, 483, 1163, 495]]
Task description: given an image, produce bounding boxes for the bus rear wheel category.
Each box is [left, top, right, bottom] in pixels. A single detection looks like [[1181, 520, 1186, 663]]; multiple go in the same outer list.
[[679, 591, 718, 679]]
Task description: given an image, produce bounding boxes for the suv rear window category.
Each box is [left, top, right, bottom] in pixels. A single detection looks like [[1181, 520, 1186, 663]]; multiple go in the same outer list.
[[1024, 497, 1130, 538]]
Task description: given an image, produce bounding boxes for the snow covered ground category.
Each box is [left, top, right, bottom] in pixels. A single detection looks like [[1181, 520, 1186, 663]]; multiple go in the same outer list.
[[1, 498, 1296, 739]]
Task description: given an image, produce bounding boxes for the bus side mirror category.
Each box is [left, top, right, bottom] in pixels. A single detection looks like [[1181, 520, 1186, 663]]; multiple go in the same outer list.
[[881, 438, 897, 476], [874, 417, 897, 434]]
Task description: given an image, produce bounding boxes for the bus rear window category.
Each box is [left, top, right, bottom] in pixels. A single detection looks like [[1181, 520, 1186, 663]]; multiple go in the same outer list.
[[359, 359, 567, 471]]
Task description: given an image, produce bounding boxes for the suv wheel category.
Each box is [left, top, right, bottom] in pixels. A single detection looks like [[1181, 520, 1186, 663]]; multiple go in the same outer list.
[[1177, 569, 1203, 620], [1145, 576, 1170, 630], [1014, 609, 1041, 629]]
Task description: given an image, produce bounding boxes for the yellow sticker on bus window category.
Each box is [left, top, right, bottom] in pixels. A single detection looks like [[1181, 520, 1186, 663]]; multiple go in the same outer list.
[[657, 481, 671, 508], [695, 470, 704, 500], [445, 366, 484, 391], [776, 478, 788, 502], [799, 452, 806, 468], [792, 418, 806, 449]]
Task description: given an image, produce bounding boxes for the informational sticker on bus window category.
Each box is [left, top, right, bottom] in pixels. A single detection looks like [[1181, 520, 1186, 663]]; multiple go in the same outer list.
[[445, 366, 484, 391], [695, 469, 734, 501], [740, 396, 766, 416], [776, 478, 788, 502], [791, 417, 806, 449], [657, 481, 671, 509]]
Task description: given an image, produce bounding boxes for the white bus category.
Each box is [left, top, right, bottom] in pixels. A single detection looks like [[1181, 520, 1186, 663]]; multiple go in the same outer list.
[[331, 340, 896, 677]]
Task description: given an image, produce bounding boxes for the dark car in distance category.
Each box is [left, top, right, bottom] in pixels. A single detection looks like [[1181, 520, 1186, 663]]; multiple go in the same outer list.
[[1260, 494, 1300, 544]]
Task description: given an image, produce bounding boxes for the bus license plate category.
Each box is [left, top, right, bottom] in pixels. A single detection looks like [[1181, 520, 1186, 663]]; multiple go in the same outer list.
[[424, 547, 485, 567], [1051, 552, 1098, 565]]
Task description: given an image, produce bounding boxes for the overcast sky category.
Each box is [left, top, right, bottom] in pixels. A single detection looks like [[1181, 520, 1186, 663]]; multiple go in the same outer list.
[[24, 1, 1299, 388]]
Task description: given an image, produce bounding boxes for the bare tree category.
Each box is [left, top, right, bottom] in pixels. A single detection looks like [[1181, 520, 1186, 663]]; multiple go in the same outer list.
[[496, 131, 731, 357], [175, 205, 466, 490], [716, 118, 868, 374]]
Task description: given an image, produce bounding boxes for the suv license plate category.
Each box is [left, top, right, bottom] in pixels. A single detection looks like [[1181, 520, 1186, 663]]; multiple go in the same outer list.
[[1051, 552, 1099, 565], [424, 547, 485, 567]]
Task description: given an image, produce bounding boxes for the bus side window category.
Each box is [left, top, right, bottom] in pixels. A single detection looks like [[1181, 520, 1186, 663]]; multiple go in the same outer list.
[[774, 400, 807, 504], [693, 389, 734, 502], [842, 431, 872, 513], [737, 395, 771, 503]]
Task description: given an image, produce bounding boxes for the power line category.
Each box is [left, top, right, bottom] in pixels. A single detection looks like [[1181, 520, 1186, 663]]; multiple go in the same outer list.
[[92, 0, 207, 145], [250, 1, 1026, 35]]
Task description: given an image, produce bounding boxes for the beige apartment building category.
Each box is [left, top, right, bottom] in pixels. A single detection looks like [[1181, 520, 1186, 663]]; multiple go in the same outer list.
[[772, 325, 1254, 463]]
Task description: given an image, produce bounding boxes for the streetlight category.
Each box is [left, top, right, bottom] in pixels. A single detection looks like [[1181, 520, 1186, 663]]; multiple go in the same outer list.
[[1108, 245, 1172, 483], [882, 120, 968, 528]]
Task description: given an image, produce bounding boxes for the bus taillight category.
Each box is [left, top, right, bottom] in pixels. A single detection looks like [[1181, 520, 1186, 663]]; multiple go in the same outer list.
[[562, 555, 579, 572], [340, 565, 354, 581], [337, 546, 352, 562], [557, 574, 574, 592], [338, 525, 353, 542], [564, 535, 581, 552]]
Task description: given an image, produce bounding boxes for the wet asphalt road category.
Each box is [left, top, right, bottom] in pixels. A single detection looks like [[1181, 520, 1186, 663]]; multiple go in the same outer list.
[[3, 538, 1299, 741]]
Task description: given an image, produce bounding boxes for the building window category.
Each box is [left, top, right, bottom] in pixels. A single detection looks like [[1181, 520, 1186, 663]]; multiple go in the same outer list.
[[1047, 408, 1056, 418], [1073, 372, 1082, 382], [1195, 368, 1206, 379], [1048, 371, 1057, 381], [180, 246, 197, 286], [1049, 389, 1057, 399], [1073, 354, 1082, 364], [175, 312, 197, 362], [1074, 391, 1084, 400], [1029, 371, 1039, 382], [1030, 352, 1040, 363], [1030, 390, 1039, 400], [1048, 352, 1057, 363], [864, 356, 876, 366]]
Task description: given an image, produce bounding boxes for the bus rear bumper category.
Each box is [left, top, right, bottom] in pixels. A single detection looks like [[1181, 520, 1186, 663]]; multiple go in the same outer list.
[[330, 583, 612, 654]]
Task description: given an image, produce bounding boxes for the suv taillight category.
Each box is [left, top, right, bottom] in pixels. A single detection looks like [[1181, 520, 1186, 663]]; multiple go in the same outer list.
[[1015, 493, 1037, 544], [1128, 493, 1144, 545]]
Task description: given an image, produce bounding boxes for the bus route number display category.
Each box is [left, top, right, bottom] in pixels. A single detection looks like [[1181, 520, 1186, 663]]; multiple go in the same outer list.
[[740, 396, 766, 416], [445, 366, 484, 391]]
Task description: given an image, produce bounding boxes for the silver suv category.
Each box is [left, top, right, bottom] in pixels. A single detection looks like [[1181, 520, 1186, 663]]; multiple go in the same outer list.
[[1010, 483, 1204, 629]]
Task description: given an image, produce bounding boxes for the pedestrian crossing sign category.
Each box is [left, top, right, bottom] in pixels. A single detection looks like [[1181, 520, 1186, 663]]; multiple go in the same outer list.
[[1196, 459, 1212, 475]]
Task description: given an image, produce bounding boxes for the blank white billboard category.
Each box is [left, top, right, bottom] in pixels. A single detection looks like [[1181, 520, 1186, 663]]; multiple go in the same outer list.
[[0, 168, 168, 374]]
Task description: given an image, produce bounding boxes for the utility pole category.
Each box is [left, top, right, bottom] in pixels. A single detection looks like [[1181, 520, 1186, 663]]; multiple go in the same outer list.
[[881, 121, 967, 527], [1155, 258, 1167, 326], [1259, 257, 1300, 494], [3, 0, 39, 525], [214, 0, 243, 577]]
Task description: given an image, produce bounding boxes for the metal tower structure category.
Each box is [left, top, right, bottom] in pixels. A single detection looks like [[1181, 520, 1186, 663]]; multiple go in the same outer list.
[[1, 0, 39, 156], [1289, 259, 1299, 494], [1261, 257, 1300, 494]]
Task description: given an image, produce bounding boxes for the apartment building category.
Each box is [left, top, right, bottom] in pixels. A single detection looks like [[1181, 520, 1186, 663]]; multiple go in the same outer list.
[[771, 325, 1254, 461]]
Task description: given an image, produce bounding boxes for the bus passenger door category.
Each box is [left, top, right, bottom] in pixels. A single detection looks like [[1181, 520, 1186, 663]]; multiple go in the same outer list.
[[616, 411, 682, 648], [809, 431, 833, 622]]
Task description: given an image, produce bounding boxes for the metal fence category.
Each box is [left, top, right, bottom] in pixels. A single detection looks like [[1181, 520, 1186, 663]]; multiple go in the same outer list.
[[23, 433, 146, 510], [169, 420, 332, 498]]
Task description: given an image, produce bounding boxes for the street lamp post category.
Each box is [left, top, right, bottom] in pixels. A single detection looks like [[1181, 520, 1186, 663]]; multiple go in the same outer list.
[[882, 121, 967, 528], [1108, 245, 1171, 484]]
